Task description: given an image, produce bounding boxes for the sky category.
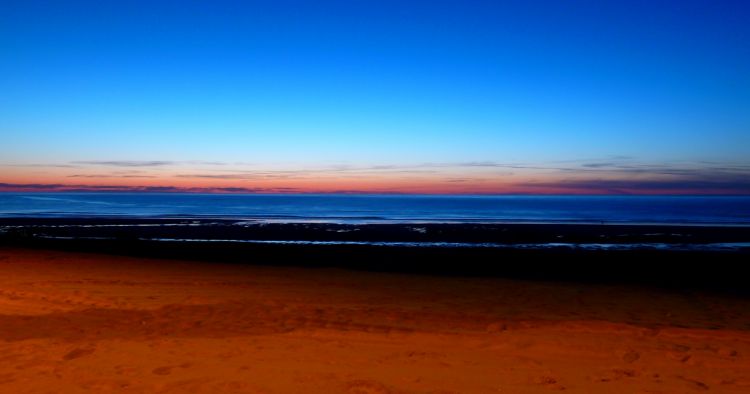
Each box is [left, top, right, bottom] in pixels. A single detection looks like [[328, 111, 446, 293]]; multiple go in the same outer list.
[[1, 0, 749, 194]]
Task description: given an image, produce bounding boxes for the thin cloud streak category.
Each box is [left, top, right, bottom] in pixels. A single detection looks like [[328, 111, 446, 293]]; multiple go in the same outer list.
[[518, 178, 750, 195], [67, 174, 156, 178], [68, 160, 229, 167], [71, 160, 176, 167], [0, 182, 301, 194], [0, 163, 80, 168]]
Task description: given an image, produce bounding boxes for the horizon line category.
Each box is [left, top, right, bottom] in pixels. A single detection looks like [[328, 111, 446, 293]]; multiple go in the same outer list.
[[1, 190, 748, 197]]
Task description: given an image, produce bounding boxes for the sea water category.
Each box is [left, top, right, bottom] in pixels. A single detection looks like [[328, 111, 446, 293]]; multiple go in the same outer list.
[[1, 193, 748, 225]]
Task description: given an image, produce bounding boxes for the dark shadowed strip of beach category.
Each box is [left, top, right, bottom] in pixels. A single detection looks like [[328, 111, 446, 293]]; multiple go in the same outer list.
[[2, 218, 750, 293]]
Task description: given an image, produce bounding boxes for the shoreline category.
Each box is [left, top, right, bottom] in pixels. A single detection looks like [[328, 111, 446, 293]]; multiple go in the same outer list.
[[4, 217, 750, 243], [30, 235, 750, 251], [2, 218, 750, 293]]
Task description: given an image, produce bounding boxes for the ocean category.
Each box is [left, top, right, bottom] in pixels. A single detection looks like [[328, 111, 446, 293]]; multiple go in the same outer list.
[[1, 193, 748, 225]]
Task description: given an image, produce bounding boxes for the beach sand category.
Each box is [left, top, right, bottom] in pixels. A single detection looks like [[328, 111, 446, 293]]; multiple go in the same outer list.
[[1, 247, 749, 393]]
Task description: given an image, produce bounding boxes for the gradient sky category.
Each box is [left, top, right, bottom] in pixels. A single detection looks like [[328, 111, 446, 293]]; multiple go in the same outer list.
[[2, 0, 749, 194]]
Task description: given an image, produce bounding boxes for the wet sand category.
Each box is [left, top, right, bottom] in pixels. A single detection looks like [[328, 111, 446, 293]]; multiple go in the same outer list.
[[1, 247, 750, 393]]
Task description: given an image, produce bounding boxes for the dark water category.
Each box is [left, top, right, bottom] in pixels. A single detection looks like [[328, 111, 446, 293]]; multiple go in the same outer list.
[[1, 193, 748, 225]]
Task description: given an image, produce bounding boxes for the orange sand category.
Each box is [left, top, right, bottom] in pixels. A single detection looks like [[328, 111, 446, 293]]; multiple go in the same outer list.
[[1, 247, 749, 393]]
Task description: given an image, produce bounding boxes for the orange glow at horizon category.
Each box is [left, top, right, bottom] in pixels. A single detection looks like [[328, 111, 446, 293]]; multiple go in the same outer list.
[[2, 163, 748, 195]]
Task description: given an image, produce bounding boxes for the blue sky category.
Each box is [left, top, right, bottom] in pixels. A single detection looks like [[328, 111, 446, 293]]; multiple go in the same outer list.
[[1, 1, 749, 193]]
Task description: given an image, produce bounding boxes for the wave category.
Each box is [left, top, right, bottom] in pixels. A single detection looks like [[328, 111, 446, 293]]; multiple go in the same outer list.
[[30, 235, 750, 252]]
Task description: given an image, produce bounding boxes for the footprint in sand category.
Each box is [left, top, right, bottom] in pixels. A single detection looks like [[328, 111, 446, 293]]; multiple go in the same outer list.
[[405, 350, 445, 359], [346, 379, 392, 394], [721, 377, 750, 387], [152, 366, 173, 375], [62, 346, 95, 361], [535, 376, 565, 390], [666, 343, 693, 363], [717, 347, 740, 358], [670, 353, 692, 363], [677, 376, 709, 391], [114, 365, 137, 376], [621, 349, 640, 363], [152, 363, 192, 376], [590, 368, 637, 383], [485, 322, 507, 333]]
